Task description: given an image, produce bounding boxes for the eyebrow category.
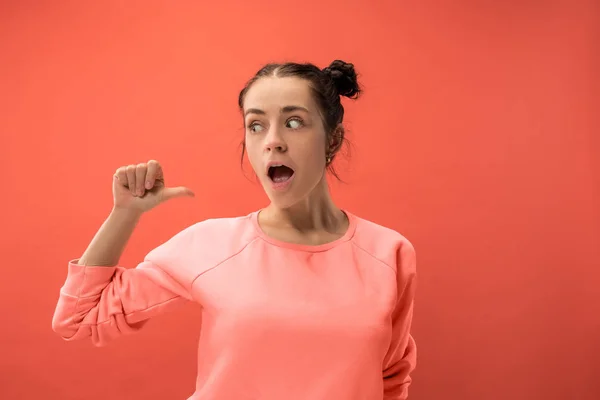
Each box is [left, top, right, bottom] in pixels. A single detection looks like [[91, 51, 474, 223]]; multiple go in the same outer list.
[[244, 105, 309, 117]]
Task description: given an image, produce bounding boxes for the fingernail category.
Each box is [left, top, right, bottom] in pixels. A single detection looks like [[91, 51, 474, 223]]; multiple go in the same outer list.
[[145, 181, 151, 189]]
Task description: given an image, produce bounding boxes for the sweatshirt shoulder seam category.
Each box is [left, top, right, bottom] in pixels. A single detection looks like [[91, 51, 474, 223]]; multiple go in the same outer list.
[[350, 241, 397, 276], [189, 236, 260, 289]]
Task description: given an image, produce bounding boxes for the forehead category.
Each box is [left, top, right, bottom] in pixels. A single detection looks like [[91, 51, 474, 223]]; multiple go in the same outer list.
[[243, 76, 315, 112]]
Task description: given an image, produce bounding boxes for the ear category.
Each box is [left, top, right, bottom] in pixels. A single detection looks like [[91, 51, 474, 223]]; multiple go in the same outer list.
[[327, 124, 345, 155]]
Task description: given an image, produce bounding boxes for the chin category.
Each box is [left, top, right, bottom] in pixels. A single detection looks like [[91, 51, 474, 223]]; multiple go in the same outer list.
[[265, 191, 299, 209], [260, 174, 296, 202]]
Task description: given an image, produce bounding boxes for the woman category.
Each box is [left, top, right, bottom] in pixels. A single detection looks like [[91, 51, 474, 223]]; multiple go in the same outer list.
[[52, 60, 417, 400]]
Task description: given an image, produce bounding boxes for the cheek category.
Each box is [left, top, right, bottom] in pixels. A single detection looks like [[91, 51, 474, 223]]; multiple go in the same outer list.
[[299, 140, 327, 174], [244, 138, 260, 169], [311, 135, 328, 159]]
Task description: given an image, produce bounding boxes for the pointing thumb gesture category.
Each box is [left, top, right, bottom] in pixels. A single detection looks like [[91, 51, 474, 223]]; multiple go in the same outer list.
[[161, 186, 195, 202], [112, 160, 195, 213]]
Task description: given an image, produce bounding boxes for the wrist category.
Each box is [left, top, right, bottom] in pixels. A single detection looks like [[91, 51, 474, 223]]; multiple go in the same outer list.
[[111, 206, 143, 221]]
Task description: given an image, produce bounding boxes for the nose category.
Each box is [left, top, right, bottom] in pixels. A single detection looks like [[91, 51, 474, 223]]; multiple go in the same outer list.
[[264, 126, 287, 153]]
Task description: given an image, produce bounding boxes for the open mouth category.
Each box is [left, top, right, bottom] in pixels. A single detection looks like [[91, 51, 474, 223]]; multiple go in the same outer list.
[[268, 164, 295, 183]]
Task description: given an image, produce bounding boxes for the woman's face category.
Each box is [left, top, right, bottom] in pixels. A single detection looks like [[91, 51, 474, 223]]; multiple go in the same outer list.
[[243, 76, 329, 208]]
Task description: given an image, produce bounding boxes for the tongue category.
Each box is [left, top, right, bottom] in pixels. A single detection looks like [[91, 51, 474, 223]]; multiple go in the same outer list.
[[272, 166, 294, 182]]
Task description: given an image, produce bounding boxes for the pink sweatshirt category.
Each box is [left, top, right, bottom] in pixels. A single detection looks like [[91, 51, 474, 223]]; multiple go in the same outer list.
[[52, 210, 417, 399]]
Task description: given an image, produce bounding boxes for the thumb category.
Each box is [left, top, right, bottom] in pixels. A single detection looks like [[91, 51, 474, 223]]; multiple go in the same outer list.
[[162, 186, 195, 201]]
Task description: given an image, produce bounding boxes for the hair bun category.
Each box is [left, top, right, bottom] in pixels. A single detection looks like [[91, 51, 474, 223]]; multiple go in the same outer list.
[[323, 60, 361, 98]]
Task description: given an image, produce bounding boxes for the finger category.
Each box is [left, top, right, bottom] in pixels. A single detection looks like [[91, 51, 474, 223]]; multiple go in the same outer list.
[[135, 163, 147, 196], [126, 165, 137, 196], [114, 167, 128, 185], [162, 186, 195, 202], [145, 160, 162, 189]]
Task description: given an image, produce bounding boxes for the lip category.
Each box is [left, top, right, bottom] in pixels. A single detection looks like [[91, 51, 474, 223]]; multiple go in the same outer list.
[[265, 160, 295, 191], [269, 172, 295, 191], [265, 160, 294, 175]]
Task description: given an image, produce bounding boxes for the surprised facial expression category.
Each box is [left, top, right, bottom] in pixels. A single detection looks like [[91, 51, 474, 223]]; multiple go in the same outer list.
[[243, 77, 329, 207]]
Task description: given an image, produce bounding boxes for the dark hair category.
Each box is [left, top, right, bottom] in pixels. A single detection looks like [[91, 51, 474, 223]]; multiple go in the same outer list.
[[238, 59, 361, 180]]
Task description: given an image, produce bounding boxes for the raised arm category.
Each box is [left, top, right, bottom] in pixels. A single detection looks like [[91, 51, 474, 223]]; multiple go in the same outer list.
[[51, 160, 195, 346]]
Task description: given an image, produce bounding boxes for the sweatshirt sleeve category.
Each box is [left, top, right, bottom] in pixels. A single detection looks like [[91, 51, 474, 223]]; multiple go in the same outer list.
[[382, 240, 418, 399], [51, 225, 197, 347]]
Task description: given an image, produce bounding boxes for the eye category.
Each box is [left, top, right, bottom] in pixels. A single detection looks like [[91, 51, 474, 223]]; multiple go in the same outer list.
[[248, 123, 264, 133], [286, 118, 303, 129]]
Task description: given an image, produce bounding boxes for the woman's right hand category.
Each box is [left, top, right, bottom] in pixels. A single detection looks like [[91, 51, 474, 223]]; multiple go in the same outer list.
[[112, 160, 195, 213]]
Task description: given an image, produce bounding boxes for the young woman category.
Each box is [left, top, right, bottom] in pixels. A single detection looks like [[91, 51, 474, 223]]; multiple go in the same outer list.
[[52, 60, 417, 400]]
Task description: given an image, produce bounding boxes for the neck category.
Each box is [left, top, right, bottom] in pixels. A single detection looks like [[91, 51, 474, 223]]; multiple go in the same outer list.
[[263, 175, 344, 233]]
